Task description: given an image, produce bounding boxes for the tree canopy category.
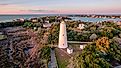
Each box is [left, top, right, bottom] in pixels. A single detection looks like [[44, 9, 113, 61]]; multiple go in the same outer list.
[[74, 37, 121, 68]]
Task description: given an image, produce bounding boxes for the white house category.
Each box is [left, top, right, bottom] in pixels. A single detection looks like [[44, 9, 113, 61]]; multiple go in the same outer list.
[[14, 18, 25, 22], [43, 23, 51, 28], [77, 23, 85, 30], [19, 18, 25, 22], [32, 19, 38, 23], [67, 48, 73, 54], [45, 20, 50, 23], [33, 27, 37, 30], [80, 45, 86, 49]]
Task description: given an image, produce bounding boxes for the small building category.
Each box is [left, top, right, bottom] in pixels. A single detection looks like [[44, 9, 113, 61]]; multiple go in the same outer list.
[[32, 19, 38, 23], [67, 47, 73, 54], [19, 18, 25, 22], [117, 21, 121, 28], [14, 18, 25, 22], [77, 23, 85, 30], [117, 21, 121, 26], [45, 20, 50, 23], [111, 16, 115, 19], [33, 27, 37, 30], [43, 23, 51, 28], [80, 45, 86, 49]]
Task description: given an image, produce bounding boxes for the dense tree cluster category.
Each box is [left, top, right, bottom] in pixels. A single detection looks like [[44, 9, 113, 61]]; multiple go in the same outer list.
[[38, 46, 51, 62], [74, 37, 121, 68], [48, 24, 60, 44], [0, 22, 24, 28], [96, 37, 110, 52], [67, 30, 91, 41], [35, 46, 51, 68], [47, 22, 92, 44], [0, 46, 12, 68], [22, 22, 40, 29]]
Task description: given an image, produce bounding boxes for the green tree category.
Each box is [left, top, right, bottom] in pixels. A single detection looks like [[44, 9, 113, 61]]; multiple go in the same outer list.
[[47, 24, 59, 44], [75, 37, 121, 68]]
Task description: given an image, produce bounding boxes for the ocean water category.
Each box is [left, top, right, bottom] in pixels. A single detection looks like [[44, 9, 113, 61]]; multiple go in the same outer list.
[[70, 17, 121, 22], [0, 14, 121, 23], [0, 14, 59, 22]]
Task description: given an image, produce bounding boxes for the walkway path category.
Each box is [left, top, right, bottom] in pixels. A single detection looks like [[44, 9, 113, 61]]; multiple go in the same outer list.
[[68, 41, 92, 44], [50, 49, 58, 68]]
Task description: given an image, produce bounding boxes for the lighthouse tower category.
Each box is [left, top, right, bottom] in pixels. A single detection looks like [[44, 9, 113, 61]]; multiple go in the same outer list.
[[58, 21, 68, 48]]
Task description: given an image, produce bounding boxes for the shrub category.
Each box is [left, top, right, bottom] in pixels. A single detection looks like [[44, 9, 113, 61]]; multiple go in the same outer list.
[[38, 46, 51, 62]]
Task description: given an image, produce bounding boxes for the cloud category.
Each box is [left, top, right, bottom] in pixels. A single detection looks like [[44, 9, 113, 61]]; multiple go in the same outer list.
[[20, 9, 56, 13], [0, 4, 9, 5]]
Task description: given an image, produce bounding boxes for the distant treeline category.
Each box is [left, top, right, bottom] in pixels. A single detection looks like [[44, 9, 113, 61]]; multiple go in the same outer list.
[[67, 14, 121, 18]]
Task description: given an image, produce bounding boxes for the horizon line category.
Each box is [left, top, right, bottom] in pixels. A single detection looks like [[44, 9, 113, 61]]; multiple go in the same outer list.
[[0, 13, 121, 16]]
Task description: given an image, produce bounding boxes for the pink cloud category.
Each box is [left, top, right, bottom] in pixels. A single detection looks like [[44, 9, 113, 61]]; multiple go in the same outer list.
[[0, 4, 121, 14]]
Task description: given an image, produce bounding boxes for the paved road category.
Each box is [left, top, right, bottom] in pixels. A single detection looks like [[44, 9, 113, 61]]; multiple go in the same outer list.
[[50, 49, 58, 68]]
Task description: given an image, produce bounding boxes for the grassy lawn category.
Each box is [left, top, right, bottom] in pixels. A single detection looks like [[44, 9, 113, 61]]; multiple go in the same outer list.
[[0, 35, 7, 40], [55, 48, 69, 68], [68, 43, 80, 48], [57, 58, 68, 68], [68, 43, 82, 56], [55, 44, 82, 68]]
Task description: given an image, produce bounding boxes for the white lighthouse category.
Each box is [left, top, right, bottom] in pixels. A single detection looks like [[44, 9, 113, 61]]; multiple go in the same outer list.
[[58, 21, 68, 48]]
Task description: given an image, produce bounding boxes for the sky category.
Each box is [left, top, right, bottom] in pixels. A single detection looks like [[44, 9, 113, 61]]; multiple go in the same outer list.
[[0, 0, 121, 14]]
